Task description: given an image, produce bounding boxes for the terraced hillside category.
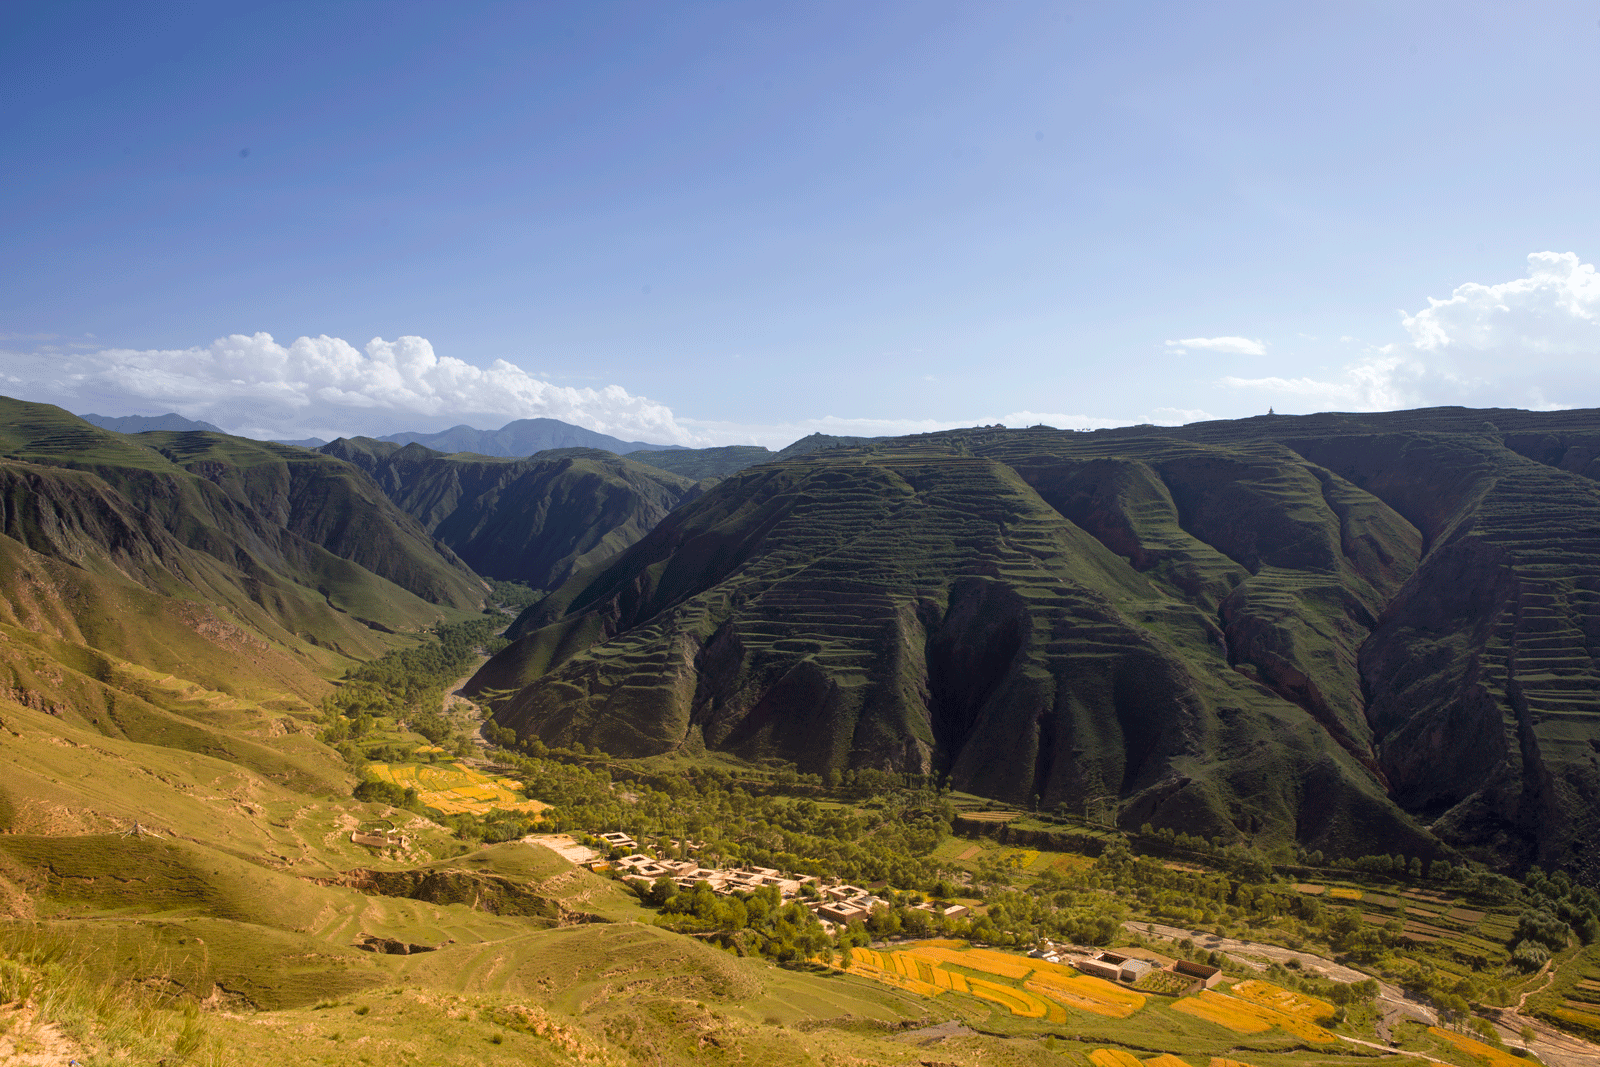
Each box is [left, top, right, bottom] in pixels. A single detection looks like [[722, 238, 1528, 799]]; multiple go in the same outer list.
[[322, 438, 701, 588], [0, 398, 490, 772], [471, 408, 1600, 874]]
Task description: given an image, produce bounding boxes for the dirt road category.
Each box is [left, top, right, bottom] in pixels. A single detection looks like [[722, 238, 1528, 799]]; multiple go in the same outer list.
[[1126, 920, 1433, 1031], [1126, 921, 1600, 1067]]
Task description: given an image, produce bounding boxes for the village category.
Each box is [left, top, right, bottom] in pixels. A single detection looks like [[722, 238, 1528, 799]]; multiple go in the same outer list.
[[543, 831, 1225, 996], [580, 830, 973, 930]]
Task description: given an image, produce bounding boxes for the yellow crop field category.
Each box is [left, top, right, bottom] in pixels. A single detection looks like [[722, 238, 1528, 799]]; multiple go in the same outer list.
[[835, 941, 1144, 1021], [969, 977, 1051, 1019], [842, 948, 939, 996], [1329, 887, 1363, 900], [1429, 1027, 1527, 1067], [1027, 971, 1146, 1019], [1172, 986, 1335, 1043], [1171, 990, 1273, 1034], [1230, 979, 1333, 1021], [1145, 1055, 1191, 1067], [904, 945, 1033, 979], [368, 762, 551, 816], [1209, 1058, 1260, 1067], [1090, 1049, 1143, 1067]]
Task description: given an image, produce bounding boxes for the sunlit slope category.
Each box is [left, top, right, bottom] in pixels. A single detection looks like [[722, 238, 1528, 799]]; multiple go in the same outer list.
[[323, 438, 699, 588], [0, 399, 496, 794], [472, 431, 1434, 859], [0, 398, 484, 627]]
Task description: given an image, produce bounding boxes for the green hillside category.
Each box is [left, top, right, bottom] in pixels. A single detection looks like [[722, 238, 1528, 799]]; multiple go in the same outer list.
[[323, 438, 699, 589], [472, 409, 1600, 876], [625, 443, 776, 479]]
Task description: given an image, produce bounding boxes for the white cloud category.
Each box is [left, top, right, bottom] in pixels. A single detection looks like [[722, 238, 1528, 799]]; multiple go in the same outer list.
[[1149, 407, 1219, 425], [1223, 351, 1420, 411], [1402, 251, 1600, 353], [1224, 252, 1600, 412], [1166, 336, 1267, 356], [0, 332, 703, 445]]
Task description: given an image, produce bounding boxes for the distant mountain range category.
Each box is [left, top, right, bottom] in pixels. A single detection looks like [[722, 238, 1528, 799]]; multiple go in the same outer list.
[[80, 411, 227, 434], [377, 418, 681, 457]]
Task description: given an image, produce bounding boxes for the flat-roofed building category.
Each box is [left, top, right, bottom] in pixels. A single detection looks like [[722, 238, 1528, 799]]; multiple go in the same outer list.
[[1118, 959, 1153, 983], [1075, 958, 1122, 981], [819, 900, 872, 925]]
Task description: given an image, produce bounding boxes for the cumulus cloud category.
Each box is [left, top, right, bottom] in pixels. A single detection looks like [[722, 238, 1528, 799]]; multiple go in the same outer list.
[[1402, 251, 1600, 353], [1166, 336, 1267, 356], [1224, 252, 1600, 412], [0, 332, 702, 445]]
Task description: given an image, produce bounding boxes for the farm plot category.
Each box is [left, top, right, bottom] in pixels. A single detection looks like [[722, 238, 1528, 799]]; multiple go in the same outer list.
[[1170, 981, 1337, 1043], [1091, 1052, 1245, 1067], [1090, 1050, 1143, 1067], [838, 941, 1145, 1020], [368, 762, 551, 816], [1533, 949, 1600, 1038], [1429, 1026, 1527, 1067]]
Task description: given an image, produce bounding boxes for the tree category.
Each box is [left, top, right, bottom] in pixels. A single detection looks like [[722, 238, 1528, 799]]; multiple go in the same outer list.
[[647, 876, 678, 907]]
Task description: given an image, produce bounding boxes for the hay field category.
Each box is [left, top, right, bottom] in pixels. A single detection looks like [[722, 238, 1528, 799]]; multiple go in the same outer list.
[[368, 762, 551, 816], [839, 941, 1146, 1021], [1171, 982, 1336, 1043]]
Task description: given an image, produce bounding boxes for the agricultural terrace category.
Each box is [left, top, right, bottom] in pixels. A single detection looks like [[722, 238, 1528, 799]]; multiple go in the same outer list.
[[1089, 1054, 1273, 1067], [838, 939, 1144, 1021], [367, 762, 550, 817], [1170, 979, 1337, 1043], [835, 939, 1378, 1053]]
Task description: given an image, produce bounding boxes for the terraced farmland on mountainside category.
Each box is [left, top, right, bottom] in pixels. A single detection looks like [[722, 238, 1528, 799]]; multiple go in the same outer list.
[[473, 408, 1600, 873]]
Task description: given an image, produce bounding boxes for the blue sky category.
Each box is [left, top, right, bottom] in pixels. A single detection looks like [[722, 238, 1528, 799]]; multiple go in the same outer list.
[[4, 1, 1600, 447]]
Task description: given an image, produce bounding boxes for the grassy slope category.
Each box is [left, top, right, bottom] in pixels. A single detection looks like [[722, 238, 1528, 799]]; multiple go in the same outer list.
[[626, 444, 776, 480], [134, 430, 487, 610]]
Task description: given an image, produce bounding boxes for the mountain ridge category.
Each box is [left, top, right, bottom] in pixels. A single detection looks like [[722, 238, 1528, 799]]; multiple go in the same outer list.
[[379, 416, 681, 457], [469, 406, 1600, 877]]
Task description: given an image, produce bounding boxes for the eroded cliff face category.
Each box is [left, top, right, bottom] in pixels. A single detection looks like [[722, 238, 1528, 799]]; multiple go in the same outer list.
[[468, 410, 1600, 875]]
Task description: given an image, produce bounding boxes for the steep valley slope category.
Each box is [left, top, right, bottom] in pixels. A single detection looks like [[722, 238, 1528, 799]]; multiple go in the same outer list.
[[0, 399, 490, 780], [469, 408, 1600, 877], [321, 438, 705, 589]]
